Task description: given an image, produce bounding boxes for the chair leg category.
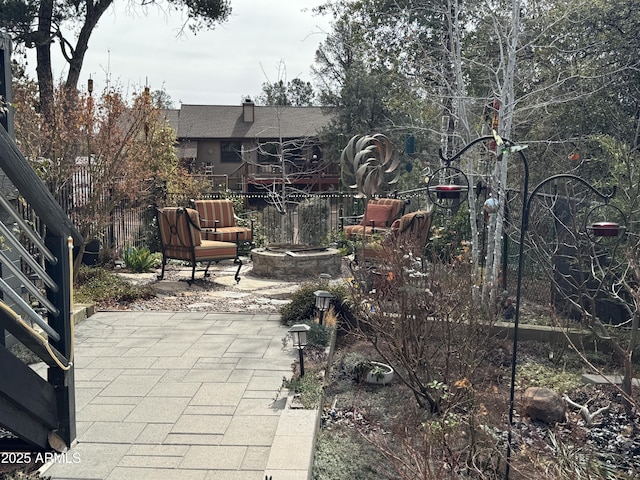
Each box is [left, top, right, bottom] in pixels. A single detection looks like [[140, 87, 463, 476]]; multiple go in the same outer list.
[[158, 256, 167, 280], [190, 262, 197, 283], [204, 261, 212, 278], [233, 257, 242, 283]]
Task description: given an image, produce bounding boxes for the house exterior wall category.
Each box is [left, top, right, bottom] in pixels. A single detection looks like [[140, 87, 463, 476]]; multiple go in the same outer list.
[[196, 140, 260, 176], [168, 102, 337, 192], [196, 140, 220, 170]]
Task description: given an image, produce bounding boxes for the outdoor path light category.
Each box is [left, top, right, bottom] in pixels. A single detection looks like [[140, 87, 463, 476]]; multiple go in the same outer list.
[[437, 135, 620, 480], [314, 290, 334, 325], [288, 324, 310, 377]]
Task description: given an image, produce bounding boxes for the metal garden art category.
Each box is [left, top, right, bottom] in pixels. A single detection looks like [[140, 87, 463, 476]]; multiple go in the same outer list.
[[340, 134, 401, 261]]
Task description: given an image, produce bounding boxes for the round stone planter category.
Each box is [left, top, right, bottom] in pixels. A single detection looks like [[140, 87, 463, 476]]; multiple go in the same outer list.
[[365, 361, 394, 385]]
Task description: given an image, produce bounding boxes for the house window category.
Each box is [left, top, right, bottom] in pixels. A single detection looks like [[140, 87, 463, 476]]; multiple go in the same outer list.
[[258, 142, 280, 163], [221, 141, 242, 162], [284, 145, 303, 164]]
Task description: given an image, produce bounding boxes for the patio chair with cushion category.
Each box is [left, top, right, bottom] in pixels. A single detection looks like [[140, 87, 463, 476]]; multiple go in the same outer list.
[[341, 197, 407, 240], [156, 206, 242, 283], [190, 199, 253, 246], [361, 208, 434, 262]]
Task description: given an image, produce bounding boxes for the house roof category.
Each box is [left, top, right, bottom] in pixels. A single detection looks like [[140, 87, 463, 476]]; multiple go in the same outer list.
[[160, 109, 180, 130], [166, 104, 333, 140]]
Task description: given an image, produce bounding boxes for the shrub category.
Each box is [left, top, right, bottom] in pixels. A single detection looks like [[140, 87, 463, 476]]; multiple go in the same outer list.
[[0, 470, 50, 480], [280, 282, 355, 328], [141, 209, 161, 253], [74, 266, 155, 305], [516, 361, 582, 394], [346, 248, 496, 414], [305, 320, 331, 348], [123, 245, 160, 272], [326, 228, 355, 256], [283, 371, 324, 409], [299, 197, 329, 246], [280, 284, 317, 326], [339, 352, 371, 382], [313, 430, 386, 480]]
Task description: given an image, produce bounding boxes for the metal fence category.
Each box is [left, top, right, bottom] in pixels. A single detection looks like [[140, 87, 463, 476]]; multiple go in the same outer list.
[[19, 174, 557, 306], [85, 188, 435, 254]]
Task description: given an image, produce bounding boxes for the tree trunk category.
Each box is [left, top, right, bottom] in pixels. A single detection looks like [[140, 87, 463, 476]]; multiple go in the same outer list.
[[482, 0, 521, 307], [35, 0, 55, 124], [65, 0, 113, 91]]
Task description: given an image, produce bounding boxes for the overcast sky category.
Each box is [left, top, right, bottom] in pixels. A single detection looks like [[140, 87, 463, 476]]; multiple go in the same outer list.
[[33, 0, 332, 107]]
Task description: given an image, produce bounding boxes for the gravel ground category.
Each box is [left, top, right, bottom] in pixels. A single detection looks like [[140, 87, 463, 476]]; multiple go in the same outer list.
[[105, 258, 351, 314]]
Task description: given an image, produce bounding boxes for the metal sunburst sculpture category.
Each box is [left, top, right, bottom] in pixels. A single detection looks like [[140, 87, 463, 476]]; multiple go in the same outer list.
[[340, 134, 401, 261], [340, 134, 401, 198]]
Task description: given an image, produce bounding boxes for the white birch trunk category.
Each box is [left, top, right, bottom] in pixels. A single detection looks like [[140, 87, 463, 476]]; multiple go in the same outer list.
[[481, 0, 521, 307], [445, 0, 482, 301]]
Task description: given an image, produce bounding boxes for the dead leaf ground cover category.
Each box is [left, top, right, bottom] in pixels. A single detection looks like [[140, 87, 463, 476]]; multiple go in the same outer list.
[[311, 331, 639, 480]]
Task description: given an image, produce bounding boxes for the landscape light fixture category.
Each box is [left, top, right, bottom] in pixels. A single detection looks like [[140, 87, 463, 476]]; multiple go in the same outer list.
[[288, 324, 310, 377], [314, 290, 334, 325]]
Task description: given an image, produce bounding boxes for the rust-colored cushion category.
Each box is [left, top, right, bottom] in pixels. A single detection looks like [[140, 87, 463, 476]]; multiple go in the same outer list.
[[361, 203, 393, 227], [194, 200, 237, 228], [344, 224, 389, 240], [370, 198, 405, 220], [391, 210, 433, 251], [397, 210, 429, 232], [195, 240, 238, 259], [202, 227, 252, 242]]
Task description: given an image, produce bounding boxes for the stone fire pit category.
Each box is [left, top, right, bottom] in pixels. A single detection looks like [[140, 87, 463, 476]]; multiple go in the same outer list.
[[251, 244, 342, 280]]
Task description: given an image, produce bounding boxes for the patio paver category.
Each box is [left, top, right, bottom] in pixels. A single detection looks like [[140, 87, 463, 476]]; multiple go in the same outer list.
[[43, 311, 317, 480]]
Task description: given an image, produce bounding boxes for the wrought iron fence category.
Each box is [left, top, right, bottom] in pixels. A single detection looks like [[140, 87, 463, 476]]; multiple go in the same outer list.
[[20, 173, 556, 307], [82, 187, 432, 253]]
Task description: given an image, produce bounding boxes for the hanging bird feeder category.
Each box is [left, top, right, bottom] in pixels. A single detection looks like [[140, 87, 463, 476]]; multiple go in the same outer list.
[[427, 166, 469, 209], [585, 203, 626, 239], [589, 222, 622, 237], [433, 184, 464, 199]]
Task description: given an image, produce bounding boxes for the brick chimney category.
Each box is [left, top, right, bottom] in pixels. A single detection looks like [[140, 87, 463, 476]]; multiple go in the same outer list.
[[242, 98, 254, 123]]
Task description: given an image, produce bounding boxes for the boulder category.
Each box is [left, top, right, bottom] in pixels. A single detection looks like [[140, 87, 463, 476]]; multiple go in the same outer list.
[[523, 387, 566, 424]]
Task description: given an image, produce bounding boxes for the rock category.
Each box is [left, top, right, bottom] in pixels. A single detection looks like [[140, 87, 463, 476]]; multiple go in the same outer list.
[[523, 387, 566, 424]]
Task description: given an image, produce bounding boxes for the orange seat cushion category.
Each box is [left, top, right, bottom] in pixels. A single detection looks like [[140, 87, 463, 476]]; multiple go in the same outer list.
[[344, 224, 390, 239], [195, 240, 238, 259], [202, 227, 252, 242]]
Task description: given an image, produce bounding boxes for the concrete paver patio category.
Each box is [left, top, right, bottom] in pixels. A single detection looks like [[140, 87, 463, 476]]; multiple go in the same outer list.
[[42, 311, 318, 480]]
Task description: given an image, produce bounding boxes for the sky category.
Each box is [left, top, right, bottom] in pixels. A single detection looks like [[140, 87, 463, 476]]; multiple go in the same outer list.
[[30, 0, 332, 107]]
